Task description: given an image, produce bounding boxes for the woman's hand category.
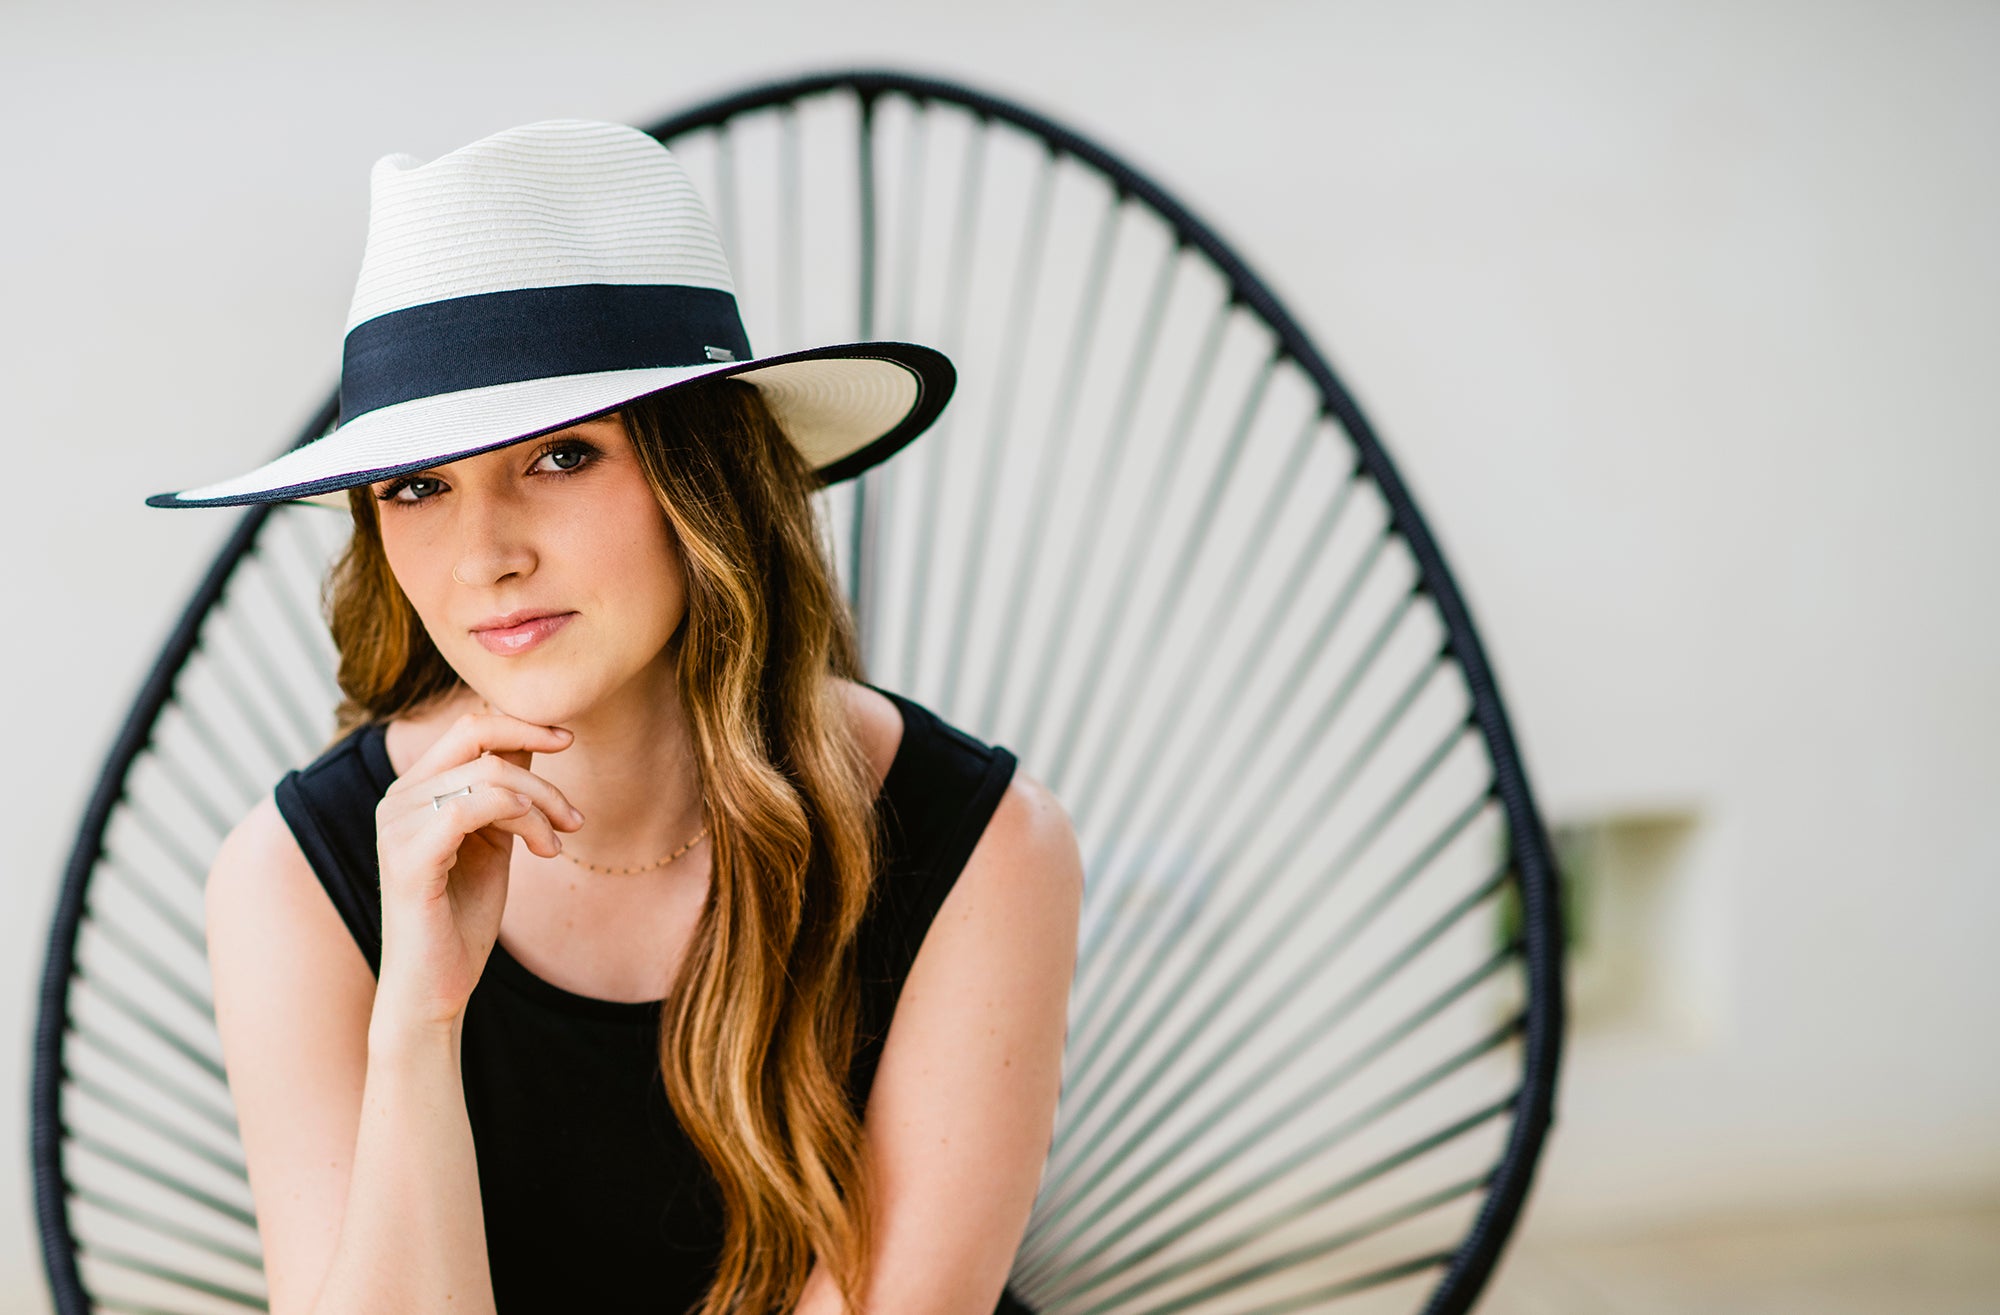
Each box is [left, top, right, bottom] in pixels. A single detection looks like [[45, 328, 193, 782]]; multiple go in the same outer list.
[[370, 710, 583, 1035]]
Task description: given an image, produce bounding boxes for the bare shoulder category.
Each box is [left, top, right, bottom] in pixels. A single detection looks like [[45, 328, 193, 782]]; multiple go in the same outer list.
[[962, 764, 1085, 915], [204, 787, 376, 1077], [832, 676, 905, 792], [206, 791, 376, 1043], [207, 792, 363, 963], [913, 760, 1084, 996]]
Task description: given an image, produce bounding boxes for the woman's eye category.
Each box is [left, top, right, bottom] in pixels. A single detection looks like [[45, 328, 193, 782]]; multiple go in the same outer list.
[[534, 442, 596, 474], [378, 476, 444, 503]]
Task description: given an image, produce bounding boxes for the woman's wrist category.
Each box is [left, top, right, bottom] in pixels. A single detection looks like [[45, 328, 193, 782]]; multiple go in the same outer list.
[[367, 992, 464, 1060]]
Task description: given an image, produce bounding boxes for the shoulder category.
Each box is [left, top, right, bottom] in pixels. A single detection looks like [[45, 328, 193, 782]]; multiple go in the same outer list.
[[901, 746, 1083, 997], [210, 791, 317, 903], [207, 792, 365, 969], [872, 753, 1082, 1071], [841, 678, 1072, 898], [833, 676, 905, 792], [205, 793, 376, 1094], [955, 766, 1084, 925]]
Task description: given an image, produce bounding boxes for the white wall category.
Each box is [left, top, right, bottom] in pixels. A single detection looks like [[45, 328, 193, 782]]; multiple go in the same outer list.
[[4, 0, 1995, 1306]]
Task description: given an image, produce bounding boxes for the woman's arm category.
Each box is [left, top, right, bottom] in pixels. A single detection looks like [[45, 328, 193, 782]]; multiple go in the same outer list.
[[794, 768, 1085, 1314], [311, 1012, 495, 1313], [206, 796, 498, 1315]]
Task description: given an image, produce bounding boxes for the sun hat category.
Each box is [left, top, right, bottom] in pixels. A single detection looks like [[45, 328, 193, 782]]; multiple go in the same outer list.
[[146, 118, 955, 509]]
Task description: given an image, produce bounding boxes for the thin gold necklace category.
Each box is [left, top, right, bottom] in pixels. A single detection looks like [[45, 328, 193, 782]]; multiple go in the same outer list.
[[561, 821, 709, 876]]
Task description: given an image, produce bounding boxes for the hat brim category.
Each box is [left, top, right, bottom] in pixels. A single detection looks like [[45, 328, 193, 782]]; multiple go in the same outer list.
[[145, 342, 953, 509]]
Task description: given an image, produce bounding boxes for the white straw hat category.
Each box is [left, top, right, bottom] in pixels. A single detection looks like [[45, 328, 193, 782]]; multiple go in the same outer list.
[[147, 119, 954, 509]]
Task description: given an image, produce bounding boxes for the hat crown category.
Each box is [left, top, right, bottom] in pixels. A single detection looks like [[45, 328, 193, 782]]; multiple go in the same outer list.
[[147, 117, 953, 509], [343, 119, 734, 335]]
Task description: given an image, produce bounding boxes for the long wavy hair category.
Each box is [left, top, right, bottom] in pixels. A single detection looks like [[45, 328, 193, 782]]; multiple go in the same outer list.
[[322, 378, 882, 1315]]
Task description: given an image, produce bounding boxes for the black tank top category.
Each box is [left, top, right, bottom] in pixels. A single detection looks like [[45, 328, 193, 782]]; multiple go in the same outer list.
[[272, 683, 1037, 1315]]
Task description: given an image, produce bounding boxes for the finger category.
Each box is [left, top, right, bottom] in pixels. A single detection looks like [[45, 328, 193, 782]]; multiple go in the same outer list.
[[394, 711, 574, 786], [445, 789, 562, 859], [382, 784, 543, 882], [405, 756, 584, 833], [477, 799, 565, 860]]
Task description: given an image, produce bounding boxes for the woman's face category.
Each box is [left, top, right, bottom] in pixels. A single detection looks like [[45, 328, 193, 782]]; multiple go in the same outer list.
[[369, 411, 686, 726]]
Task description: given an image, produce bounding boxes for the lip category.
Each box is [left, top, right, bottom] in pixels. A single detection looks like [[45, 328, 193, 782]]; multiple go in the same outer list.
[[470, 609, 576, 656]]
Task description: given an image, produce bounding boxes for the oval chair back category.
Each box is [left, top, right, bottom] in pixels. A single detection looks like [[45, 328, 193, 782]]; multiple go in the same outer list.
[[34, 69, 1565, 1315]]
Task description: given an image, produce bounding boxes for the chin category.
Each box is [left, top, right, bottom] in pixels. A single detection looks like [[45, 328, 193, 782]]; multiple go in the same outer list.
[[462, 658, 612, 727]]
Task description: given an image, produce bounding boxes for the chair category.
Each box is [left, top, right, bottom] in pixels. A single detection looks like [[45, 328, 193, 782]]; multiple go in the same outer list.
[[34, 69, 1565, 1314]]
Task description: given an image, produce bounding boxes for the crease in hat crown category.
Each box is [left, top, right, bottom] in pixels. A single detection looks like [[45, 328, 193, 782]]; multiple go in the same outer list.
[[343, 119, 736, 336]]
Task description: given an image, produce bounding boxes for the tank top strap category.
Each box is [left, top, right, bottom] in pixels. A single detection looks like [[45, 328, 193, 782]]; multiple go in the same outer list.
[[273, 721, 397, 977], [860, 684, 1019, 989]]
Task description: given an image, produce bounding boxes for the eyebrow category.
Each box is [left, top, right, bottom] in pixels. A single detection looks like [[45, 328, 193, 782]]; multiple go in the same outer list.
[[370, 417, 622, 484]]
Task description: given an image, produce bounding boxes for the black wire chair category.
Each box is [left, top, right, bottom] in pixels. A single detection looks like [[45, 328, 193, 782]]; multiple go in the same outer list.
[[34, 68, 1565, 1315]]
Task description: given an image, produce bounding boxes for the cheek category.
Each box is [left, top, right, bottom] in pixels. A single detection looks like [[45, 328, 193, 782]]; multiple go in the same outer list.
[[628, 509, 688, 625], [378, 525, 445, 620], [560, 487, 686, 628]]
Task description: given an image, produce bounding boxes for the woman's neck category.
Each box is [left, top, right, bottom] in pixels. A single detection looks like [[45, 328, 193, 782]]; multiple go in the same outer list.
[[529, 659, 706, 872]]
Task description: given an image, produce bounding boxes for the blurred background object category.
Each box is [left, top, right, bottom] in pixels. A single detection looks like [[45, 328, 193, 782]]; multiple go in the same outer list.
[[5, 3, 1996, 1312]]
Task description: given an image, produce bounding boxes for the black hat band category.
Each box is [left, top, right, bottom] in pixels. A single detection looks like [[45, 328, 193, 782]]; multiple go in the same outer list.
[[338, 282, 754, 425]]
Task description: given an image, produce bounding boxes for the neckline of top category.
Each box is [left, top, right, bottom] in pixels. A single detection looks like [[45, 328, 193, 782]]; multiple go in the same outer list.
[[355, 682, 920, 1020]]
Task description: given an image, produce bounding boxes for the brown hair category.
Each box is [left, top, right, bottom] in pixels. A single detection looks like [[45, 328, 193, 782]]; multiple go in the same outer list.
[[323, 379, 881, 1314]]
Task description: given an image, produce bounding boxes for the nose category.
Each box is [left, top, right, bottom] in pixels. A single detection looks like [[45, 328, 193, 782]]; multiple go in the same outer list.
[[450, 498, 537, 587]]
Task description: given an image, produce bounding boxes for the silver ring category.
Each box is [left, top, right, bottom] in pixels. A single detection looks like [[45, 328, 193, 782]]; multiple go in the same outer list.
[[432, 785, 475, 810]]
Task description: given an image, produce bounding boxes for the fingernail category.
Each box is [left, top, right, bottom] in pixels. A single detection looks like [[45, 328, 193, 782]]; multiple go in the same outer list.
[[512, 792, 532, 807], [568, 805, 584, 823]]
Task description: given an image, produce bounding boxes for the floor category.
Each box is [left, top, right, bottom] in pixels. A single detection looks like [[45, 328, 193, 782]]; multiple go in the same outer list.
[[1475, 1200, 2000, 1315]]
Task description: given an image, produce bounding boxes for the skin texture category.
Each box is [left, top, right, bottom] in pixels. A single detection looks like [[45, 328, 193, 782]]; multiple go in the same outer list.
[[204, 411, 1083, 1314]]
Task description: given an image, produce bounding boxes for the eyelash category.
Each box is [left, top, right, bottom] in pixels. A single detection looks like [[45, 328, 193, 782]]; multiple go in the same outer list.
[[374, 438, 601, 504]]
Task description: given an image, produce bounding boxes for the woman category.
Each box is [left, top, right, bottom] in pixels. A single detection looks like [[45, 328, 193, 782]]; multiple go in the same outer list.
[[155, 120, 1082, 1315]]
